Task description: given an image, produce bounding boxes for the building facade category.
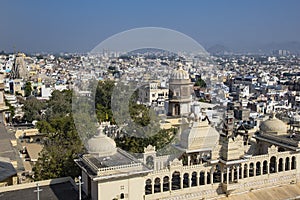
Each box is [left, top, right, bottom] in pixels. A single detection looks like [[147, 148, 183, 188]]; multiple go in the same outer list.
[[75, 67, 300, 200]]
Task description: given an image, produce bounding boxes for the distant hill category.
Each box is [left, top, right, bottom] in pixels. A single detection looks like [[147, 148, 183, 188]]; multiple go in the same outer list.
[[207, 44, 232, 55], [259, 41, 300, 55]]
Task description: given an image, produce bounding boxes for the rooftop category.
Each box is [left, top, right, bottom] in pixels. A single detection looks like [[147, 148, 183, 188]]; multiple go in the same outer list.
[[0, 177, 80, 200]]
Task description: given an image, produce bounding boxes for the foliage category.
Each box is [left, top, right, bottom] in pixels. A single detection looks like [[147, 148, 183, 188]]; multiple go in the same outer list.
[[194, 77, 207, 88], [115, 128, 177, 153], [22, 96, 47, 122], [45, 89, 72, 120], [33, 115, 84, 180], [24, 81, 32, 97], [95, 80, 115, 122], [32, 90, 84, 181], [4, 98, 15, 118]]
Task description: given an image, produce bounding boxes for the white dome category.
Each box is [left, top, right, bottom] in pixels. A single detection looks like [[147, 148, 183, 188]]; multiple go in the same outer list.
[[87, 126, 117, 156], [260, 117, 287, 135], [170, 66, 189, 80]]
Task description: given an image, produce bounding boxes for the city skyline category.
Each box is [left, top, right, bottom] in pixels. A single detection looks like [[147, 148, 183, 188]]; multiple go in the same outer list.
[[1, 0, 300, 53]]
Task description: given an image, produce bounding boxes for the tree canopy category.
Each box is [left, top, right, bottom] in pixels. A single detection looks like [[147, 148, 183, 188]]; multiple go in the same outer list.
[[33, 90, 84, 181], [194, 77, 207, 88]]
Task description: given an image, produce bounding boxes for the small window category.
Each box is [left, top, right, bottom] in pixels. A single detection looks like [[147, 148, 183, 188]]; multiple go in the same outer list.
[[120, 193, 125, 199], [120, 186, 124, 190]]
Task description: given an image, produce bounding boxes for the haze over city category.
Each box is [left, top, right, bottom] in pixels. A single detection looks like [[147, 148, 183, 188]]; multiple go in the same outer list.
[[2, 1, 300, 200], [1, 0, 300, 53]]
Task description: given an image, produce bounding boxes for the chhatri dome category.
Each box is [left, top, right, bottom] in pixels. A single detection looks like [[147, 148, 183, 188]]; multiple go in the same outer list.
[[87, 125, 117, 156], [179, 115, 219, 151], [259, 114, 288, 135], [170, 64, 189, 80]]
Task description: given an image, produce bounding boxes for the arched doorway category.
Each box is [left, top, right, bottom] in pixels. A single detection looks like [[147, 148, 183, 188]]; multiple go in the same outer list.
[[256, 162, 261, 175], [278, 158, 283, 172], [172, 171, 181, 190], [285, 157, 290, 171], [270, 156, 276, 173], [199, 171, 205, 185], [191, 172, 197, 187], [163, 176, 170, 192], [154, 177, 161, 193], [243, 164, 248, 178], [292, 156, 296, 170], [183, 173, 189, 188], [145, 179, 152, 195], [249, 163, 254, 177]]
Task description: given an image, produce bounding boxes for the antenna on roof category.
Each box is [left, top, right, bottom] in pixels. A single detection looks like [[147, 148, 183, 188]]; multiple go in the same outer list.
[[34, 183, 43, 200]]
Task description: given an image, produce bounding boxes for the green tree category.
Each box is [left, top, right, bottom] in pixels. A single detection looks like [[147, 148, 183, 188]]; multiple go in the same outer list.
[[45, 89, 72, 120], [22, 96, 46, 122], [32, 90, 85, 181], [194, 78, 207, 88], [115, 128, 177, 153], [24, 81, 33, 97], [33, 116, 84, 180]]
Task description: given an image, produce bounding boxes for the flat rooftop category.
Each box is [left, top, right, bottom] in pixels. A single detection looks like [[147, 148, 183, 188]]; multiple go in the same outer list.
[[0, 178, 80, 200]]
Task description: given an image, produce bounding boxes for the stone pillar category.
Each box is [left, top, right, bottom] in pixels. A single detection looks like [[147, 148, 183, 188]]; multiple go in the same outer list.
[[231, 168, 234, 182], [196, 174, 199, 186], [204, 171, 207, 185], [188, 155, 191, 166], [189, 174, 192, 187], [241, 166, 244, 179], [247, 166, 249, 178], [152, 180, 154, 194], [226, 167, 229, 184], [283, 159, 286, 172], [160, 177, 163, 192], [180, 176, 183, 189], [289, 159, 292, 170], [221, 171, 224, 183], [267, 163, 270, 174], [260, 164, 263, 175], [210, 172, 213, 184], [254, 166, 256, 176]]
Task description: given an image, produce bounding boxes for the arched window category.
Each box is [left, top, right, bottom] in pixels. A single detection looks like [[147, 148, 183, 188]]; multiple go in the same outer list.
[[163, 176, 169, 192], [239, 165, 242, 179], [154, 177, 161, 193], [256, 162, 261, 176], [243, 164, 248, 178], [146, 156, 154, 169], [270, 156, 276, 173], [207, 172, 211, 184], [199, 171, 205, 185], [285, 157, 290, 171], [172, 171, 181, 190], [292, 156, 296, 170], [278, 158, 283, 172], [263, 161, 268, 174], [145, 179, 152, 195], [191, 172, 197, 187], [183, 173, 189, 188], [249, 163, 254, 177]]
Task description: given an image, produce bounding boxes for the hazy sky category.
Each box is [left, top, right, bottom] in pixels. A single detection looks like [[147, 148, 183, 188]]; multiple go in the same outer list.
[[0, 0, 300, 53]]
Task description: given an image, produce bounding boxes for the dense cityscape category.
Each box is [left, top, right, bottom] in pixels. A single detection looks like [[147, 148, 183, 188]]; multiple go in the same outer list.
[[1, 1, 300, 200]]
